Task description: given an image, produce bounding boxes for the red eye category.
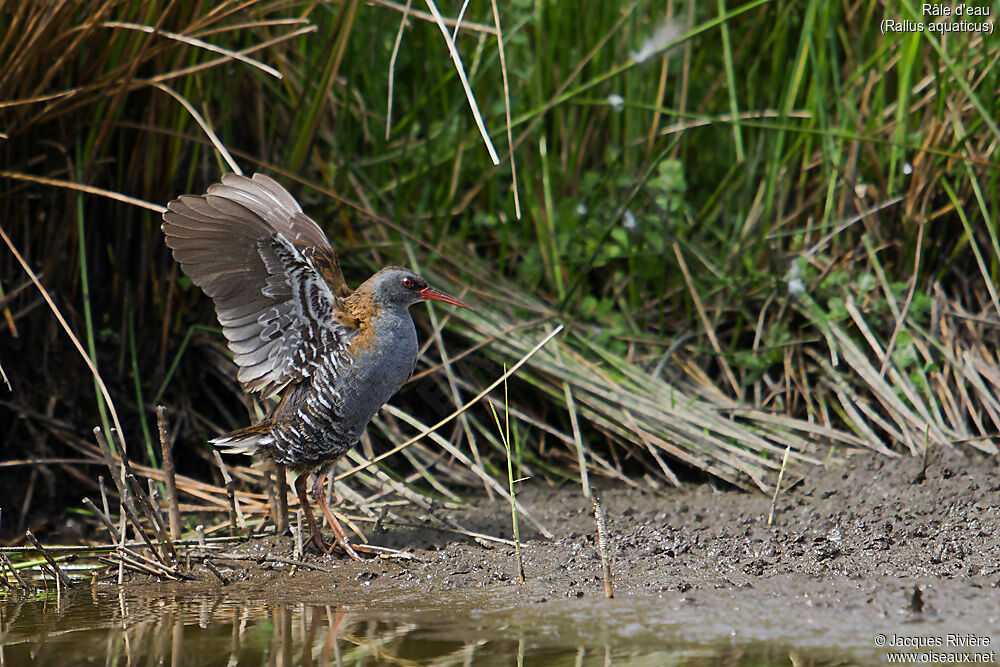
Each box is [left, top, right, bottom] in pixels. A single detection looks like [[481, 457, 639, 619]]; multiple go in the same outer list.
[[402, 276, 413, 288]]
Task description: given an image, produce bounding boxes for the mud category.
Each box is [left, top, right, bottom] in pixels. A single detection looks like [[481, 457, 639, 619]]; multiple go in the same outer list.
[[116, 445, 1000, 663], [5, 446, 997, 664]]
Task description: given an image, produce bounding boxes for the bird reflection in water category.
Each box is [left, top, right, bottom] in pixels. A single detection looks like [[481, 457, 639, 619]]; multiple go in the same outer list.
[[0, 590, 838, 666], [0, 592, 457, 666]]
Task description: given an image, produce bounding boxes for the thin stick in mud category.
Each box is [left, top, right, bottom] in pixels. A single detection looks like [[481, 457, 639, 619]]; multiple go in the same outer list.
[[147, 479, 167, 530], [0, 550, 30, 593], [213, 450, 245, 537], [0, 567, 13, 593], [275, 463, 290, 534], [114, 545, 190, 581], [156, 405, 183, 540], [488, 371, 525, 584], [82, 497, 121, 543], [25, 530, 73, 589], [112, 428, 178, 560], [125, 467, 176, 561], [203, 557, 230, 585], [292, 510, 304, 572], [592, 491, 614, 599], [0, 510, 24, 594], [767, 445, 792, 526], [98, 475, 112, 529], [263, 469, 279, 534], [95, 427, 163, 562]]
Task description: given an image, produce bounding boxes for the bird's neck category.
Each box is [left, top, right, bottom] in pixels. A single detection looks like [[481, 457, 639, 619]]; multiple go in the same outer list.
[[343, 290, 414, 357], [369, 300, 414, 332], [342, 290, 378, 327], [344, 288, 413, 329]]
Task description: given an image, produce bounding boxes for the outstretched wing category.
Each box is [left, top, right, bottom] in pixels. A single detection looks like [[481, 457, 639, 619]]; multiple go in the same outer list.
[[162, 173, 356, 397], [209, 173, 351, 298]]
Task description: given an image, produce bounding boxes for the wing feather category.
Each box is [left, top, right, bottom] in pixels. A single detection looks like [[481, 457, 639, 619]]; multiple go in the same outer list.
[[162, 173, 355, 397]]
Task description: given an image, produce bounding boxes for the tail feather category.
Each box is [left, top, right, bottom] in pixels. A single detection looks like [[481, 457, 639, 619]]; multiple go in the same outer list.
[[211, 423, 271, 456]]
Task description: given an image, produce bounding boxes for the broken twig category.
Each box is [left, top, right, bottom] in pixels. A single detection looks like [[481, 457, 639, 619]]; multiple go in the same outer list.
[[157, 405, 183, 540], [25, 530, 73, 589]]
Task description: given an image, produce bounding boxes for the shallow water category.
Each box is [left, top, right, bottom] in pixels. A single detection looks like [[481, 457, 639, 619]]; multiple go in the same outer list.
[[1, 587, 874, 666]]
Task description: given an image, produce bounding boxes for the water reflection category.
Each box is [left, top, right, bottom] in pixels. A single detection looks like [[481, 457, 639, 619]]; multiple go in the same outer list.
[[0, 590, 848, 666]]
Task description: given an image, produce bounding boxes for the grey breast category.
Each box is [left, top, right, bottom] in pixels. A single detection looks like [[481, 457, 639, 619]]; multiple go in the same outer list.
[[338, 308, 419, 441]]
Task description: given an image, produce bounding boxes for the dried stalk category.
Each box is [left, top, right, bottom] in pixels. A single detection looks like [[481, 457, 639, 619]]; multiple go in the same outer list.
[[25, 530, 73, 589], [156, 406, 183, 540], [592, 492, 614, 599]]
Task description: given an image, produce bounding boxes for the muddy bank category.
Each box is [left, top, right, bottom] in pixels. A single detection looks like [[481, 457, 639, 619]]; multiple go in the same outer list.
[[116, 445, 1000, 662]]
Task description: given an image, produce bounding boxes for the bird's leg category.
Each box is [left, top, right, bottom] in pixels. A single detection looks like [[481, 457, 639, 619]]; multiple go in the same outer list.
[[293, 473, 327, 553], [311, 471, 362, 561]]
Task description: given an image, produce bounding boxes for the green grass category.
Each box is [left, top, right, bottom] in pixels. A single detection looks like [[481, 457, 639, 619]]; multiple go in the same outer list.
[[1, 0, 998, 539], [488, 367, 525, 583]]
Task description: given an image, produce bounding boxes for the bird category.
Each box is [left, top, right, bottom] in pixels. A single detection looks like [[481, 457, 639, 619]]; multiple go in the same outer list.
[[161, 173, 470, 558]]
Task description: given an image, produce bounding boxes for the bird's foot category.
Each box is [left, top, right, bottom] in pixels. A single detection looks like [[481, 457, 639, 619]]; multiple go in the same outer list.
[[326, 533, 361, 561], [331, 539, 380, 561], [306, 533, 376, 560]]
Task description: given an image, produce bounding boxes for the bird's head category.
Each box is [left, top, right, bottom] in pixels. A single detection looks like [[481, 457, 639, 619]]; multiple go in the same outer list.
[[368, 267, 471, 310]]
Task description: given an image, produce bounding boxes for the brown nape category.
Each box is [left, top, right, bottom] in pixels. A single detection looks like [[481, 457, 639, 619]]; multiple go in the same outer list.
[[343, 289, 380, 355], [343, 287, 379, 325]]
